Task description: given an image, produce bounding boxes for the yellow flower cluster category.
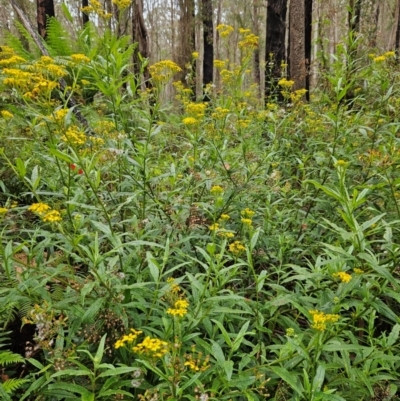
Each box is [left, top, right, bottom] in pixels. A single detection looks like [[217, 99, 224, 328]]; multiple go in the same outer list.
[[353, 268, 364, 274], [309, 310, 339, 331], [28, 203, 62, 223], [229, 240, 246, 255], [241, 208, 255, 218], [1, 110, 13, 119], [218, 231, 235, 238], [184, 354, 210, 372], [241, 218, 252, 226], [42, 210, 62, 223], [216, 24, 234, 38], [0, 207, 8, 215], [278, 78, 295, 89], [61, 125, 87, 146], [149, 60, 182, 84], [0, 55, 26, 67], [50, 108, 69, 123], [112, 0, 131, 9], [182, 117, 198, 125], [133, 336, 169, 358], [238, 33, 259, 51], [333, 271, 352, 283], [192, 51, 199, 60], [214, 59, 226, 69], [372, 51, 395, 63], [210, 185, 224, 194], [167, 299, 189, 317], [209, 223, 219, 231], [211, 107, 230, 119], [70, 54, 90, 64], [81, 0, 112, 19], [219, 214, 230, 221], [185, 102, 207, 118], [115, 328, 143, 349]]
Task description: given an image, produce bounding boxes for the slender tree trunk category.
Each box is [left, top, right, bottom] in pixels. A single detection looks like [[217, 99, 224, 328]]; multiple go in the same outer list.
[[177, 0, 195, 86], [82, 0, 89, 25], [289, 0, 306, 91], [132, 0, 150, 83], [304, 0, 312, 99], [265, 0, 288, 98], [202, 0, 213, 88], [253, 0, 261, 94], [36, 0, 55, 39], [396, 0, 400, 50]]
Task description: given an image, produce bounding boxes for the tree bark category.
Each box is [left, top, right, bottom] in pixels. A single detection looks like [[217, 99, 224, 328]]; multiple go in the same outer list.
[[289, 0, 306, 91], [36, 0, 55, 39], [265, 0, 288, 98], [132, 0, 150, 82], [82, 0, 89, 25], [202, 0, 214, 88], [253, 0, 261, 93], [177, 0, 195, 86]]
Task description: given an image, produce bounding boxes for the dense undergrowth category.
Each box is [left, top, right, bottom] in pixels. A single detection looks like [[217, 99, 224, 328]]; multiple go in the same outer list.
[[1, 8, 400, 401]]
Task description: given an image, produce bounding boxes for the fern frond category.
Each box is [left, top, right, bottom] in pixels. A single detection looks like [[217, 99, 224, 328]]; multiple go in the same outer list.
[[13, 21, 41, 58], [0, 351, 24, 366], [46, 17, 74, 56], [2, 378, 30, 393], [3, 32, 34, 60]]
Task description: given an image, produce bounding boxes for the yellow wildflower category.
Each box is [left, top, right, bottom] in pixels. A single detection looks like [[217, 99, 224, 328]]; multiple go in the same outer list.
[[218, 231, 235, 239], [241, 218, 252, 226], [219, 214, 230, 221], [353, 268, 364, 274], [278, 78, 295, 88], [241, 208, 255, 218], [373, 56, 386, 63], [167, 299, 189, 317], [229, 241, 246, 255], [28, 203, 51, 215], [384, 51, 395, 57], [210, 185, 224, 194], [333, 272, 352, 283], [0, 207, 8, 215], [71, 54, 90, 64], [182, 117, 198, 125], [114, 328, 143, 349], [192, 51, 199, 60], [184, 360, 200, 371], [112, 0, 131, 9], [149, 60, 181, 84], [209, 223, 219, 231], [133, 336, 169, 358], [1, 110, 13, 119], [216, 24, 234, 38], [309, 310, 339, 331], [42, 210, 62, 223], [61, 126, 86, 146], [214, 59, 226, 69]]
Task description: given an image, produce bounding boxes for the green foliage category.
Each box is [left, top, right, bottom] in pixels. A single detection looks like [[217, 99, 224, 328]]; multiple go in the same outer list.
[[1, 12, 400, 401]]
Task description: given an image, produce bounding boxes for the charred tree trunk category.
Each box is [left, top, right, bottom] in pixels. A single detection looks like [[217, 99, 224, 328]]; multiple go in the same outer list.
[[37, 0, 55, 39], [304, 0, 312, 99], [202, 0, 214, 89], [82, 0, 89, 25], [265, 0, 287, 99], [396, 0, 400, 51], [253, 0, 261, 94]]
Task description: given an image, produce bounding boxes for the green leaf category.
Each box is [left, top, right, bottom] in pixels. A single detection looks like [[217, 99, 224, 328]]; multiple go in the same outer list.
[[211, 319, 233, 347], [0, 382, 12, 400], [147, 251, 160, 282], [387, 323, 400, 347], [98, 366, 138, 378], [211, 341, 225, 365], [312, 364, 325, 393], [94, 334, 107, 365], [48, 148, 74, 163], [270, 366, 304, 396], [61, 2, 74, 22], [223, 360, 233, 381]]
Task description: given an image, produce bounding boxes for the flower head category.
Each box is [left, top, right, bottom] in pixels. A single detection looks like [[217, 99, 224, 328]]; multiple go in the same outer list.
[[309, 310, 339, 331], [333, 271, 352, 283]]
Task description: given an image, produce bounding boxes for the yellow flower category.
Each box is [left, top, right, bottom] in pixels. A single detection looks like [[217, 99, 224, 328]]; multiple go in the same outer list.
[[353, 268, 364, 274], [214, 59, 226, 69], [61, 125, 86, 146], [241, 208, 255, 218], [384, 51, 395, 57], [309, 310, 339, 331], [112, 0, 131, 9], [1, 110, 13, 119], [28, 203, 51, 215], [210, 185, 224, 194], [229, 241, 246, 255], [373, 55, 386, 63], [334, 159, 349, 168], [218, 231, 235, 239], [166, 297, 189, 318], [0, 207, 8, 215], [114, 328, 143, 349], [216, 24, 234, 38], [182, 117, 198, 125], [241, 218, 252, 226], [71, 54, 90, 64], [219, 214, 230, 221], [278, 78, 295, 88], [209, 223, 219, 231], [42, 210, 62, 223], [192, 51, 199, 60], [333, 271, 352, 283], [149, 60, 181, 84], [133, 336, 169, 358], [184, 360, 200, 371]]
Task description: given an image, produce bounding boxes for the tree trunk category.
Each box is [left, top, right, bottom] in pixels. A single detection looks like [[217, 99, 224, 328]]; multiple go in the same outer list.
[[253, 0, 261, 94], [36, 0, 54, 39], [265, 0, 288, 98], [132, 0, 150, 83], [82, 0, 89, 25], [289, 0, 306, 91], [177, 0, 195, 86], [304, 0, 312, 99], [202, 0, 214, 88], [396, 0, 400, 50]]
